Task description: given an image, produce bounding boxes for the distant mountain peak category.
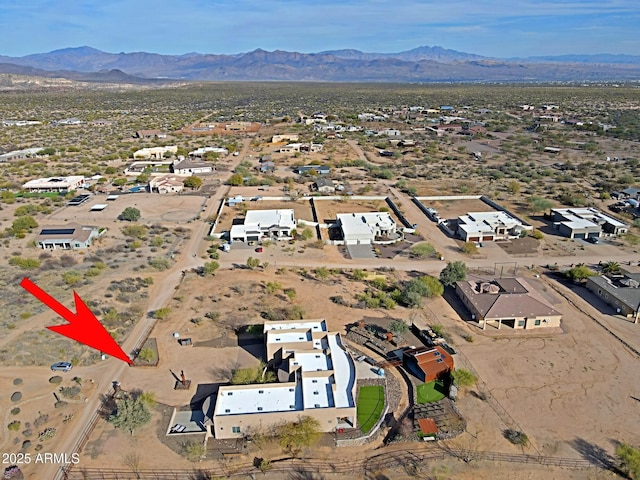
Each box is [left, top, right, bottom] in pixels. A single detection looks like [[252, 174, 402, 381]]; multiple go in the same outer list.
[[45, 46, 105, 56], [1, 45, 639, 83]]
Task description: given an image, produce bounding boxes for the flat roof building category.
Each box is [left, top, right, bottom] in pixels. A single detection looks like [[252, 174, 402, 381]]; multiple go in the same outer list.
[[0, 148, 45, 163], [550, 208, 628, 239], [188, 147, 228, 157], [212, 319, 356, 439], [457, 211, 532, 242], [336, 212, 400, 245], [22, 176, 86, 193], [229, 209, 296, 244], [133, 146, 177, 159]]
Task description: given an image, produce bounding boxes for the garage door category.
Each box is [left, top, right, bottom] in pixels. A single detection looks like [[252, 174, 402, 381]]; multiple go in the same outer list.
[[468, 237, 480, 242], [573, 233, 585, 240]]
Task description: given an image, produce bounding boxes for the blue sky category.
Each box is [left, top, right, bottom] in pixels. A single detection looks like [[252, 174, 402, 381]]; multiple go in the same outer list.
[[0, 0, 638, 57]]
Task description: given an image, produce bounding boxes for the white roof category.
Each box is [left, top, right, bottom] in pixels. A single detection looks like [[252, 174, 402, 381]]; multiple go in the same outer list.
[[90, 204, 107, 211], [264, 320, 326, 333], [215, 319, 355, 417], [337, 212, 395, 238], [22, 176, 85, 189], [216, 383, 303, 416], [189, 147, 228, 156], [458, 211, 529, 235], [244, 209, 296, 230], [553, 207, 628, 229]]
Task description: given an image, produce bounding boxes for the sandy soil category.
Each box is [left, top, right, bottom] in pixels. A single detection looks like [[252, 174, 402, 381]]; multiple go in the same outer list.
[[64, 260, 640, 479]]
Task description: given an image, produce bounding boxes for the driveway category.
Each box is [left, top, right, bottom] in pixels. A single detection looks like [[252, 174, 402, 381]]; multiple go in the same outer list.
[[347, 243, 376, 259]]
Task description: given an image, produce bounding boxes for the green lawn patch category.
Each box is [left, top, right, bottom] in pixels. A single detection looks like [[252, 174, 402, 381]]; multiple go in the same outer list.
[[357, 385, 385, 434], [417, 380, 446, 404]]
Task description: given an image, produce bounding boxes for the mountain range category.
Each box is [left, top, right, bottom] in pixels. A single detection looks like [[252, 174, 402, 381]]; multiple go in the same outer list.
[[0, 46, 639, 83]]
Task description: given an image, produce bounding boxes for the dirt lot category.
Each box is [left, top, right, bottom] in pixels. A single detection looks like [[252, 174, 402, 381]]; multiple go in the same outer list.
[[63, 263, 640, 477], [422, 198, 495, 220], [425, 274, 640, 464], [313, 198, 400, 224], [215, 198, 315, 232], [45, 192, 207, 225]]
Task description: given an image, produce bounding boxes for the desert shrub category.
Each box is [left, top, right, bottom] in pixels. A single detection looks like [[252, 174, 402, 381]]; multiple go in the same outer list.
[[8, 421, 21, 432], [49, 376, 63, 384], [11, 408, 20, 415], [38, 427, 56, 441], [8, 257, 41, 269], [504, 429, 530, 447], [137, 347, 156, 363], [149, 257, 171, 271], [54, 401, 68, 409], [531, 230, 544, 240], [182, 441, 205, 462], [62, 271, 83, 286], [59, 386, 80, 399], [13, 378, 23, 385], [11, 392, 22, 402], [351, 269, 367, 281], [410, 243, 436, 258], [153, 307, 171, 320]]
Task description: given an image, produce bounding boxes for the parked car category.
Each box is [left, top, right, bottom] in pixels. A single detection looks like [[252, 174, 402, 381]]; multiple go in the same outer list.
[[586, 237, 599, 244], [255, 247, 263, 253], [51, 362, 72, 372], [441, 344, 457, 355]]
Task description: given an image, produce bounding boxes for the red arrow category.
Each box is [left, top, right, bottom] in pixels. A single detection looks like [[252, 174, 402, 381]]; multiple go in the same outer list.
[[20, 277, 132, 364]]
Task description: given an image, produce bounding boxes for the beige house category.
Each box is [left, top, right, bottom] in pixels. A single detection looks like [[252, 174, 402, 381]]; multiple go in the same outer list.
[[212, 320, 357, 439], [36, 223, 100, 250], [455, 278, 562, 330], [133, 146, 177, 159], [272, 134, 299, 143], [149, 174, 186, 194]]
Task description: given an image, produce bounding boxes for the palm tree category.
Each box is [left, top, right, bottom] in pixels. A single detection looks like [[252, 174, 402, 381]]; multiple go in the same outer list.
[[601, 261, 621, 275]]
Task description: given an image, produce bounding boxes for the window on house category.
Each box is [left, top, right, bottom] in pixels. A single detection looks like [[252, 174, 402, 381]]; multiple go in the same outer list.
[[535, 319, 541, 326], [518, 320, 525, 327], [232, 426, 241, 434]]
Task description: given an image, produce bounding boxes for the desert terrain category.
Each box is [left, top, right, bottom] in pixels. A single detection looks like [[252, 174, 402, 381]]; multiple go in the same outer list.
[[0, 82, 638, 479]]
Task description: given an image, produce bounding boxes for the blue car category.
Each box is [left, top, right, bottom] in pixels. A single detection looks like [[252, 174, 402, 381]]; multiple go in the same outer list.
[[51, 362, 72, 372]]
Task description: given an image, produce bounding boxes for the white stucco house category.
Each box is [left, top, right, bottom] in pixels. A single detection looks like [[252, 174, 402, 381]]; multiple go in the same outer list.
[[230, 209, 296, 243], [336, 212, 400, 245], [211, 319, 356, 439]]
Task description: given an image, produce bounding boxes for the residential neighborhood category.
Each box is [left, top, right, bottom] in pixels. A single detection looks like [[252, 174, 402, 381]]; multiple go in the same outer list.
[[0, 81, 639, 480]]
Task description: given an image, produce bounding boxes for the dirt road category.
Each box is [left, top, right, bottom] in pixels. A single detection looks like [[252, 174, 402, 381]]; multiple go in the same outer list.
[[40, 140, 251, 480]]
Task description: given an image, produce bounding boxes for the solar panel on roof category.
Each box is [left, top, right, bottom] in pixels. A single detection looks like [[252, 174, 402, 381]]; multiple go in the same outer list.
[[40, 228, 75, 235]]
